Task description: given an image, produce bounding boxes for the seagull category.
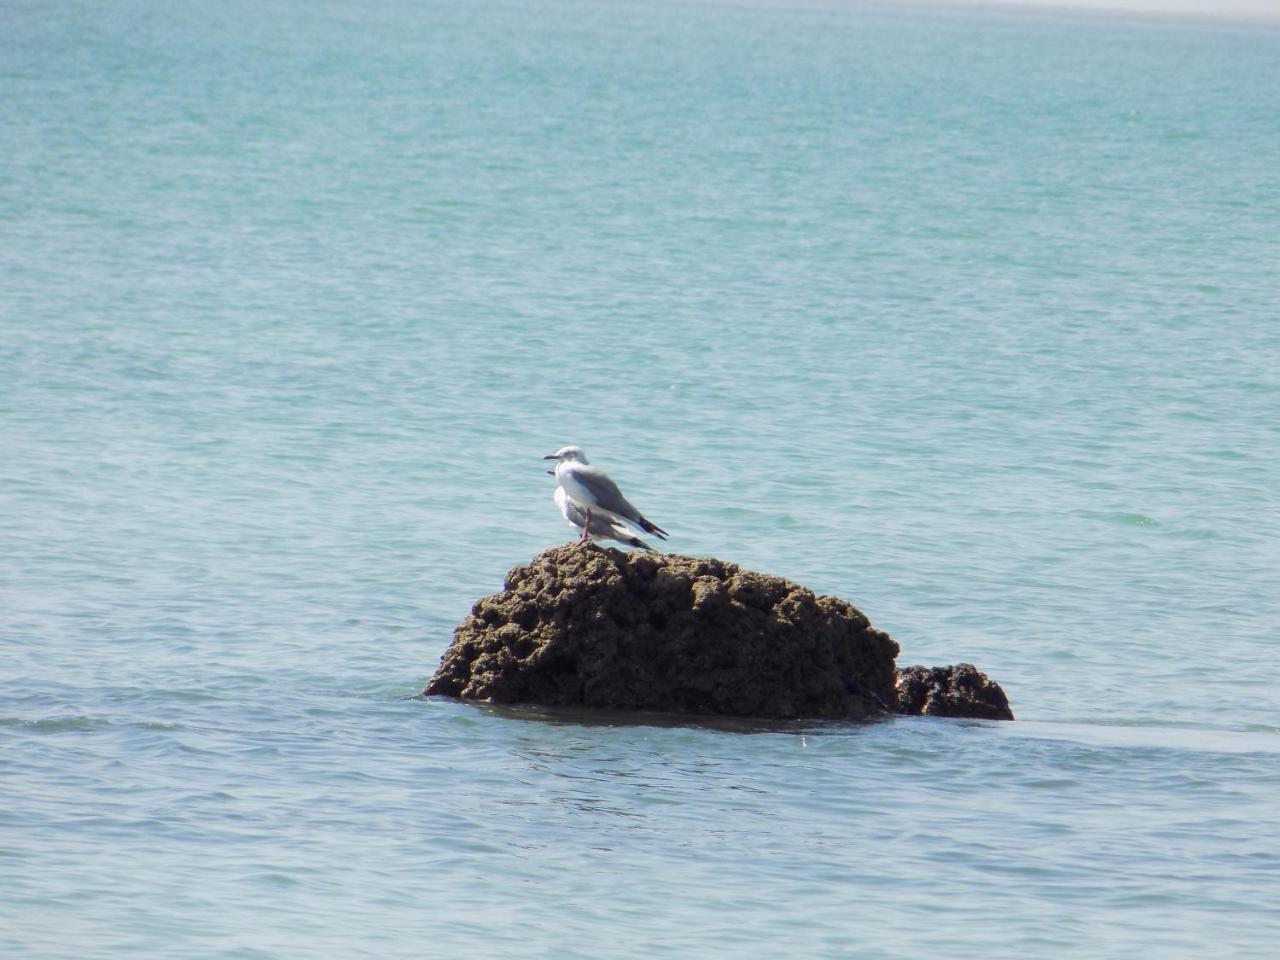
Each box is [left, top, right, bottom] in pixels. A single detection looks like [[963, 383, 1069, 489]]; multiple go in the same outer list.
[[554, 486, 654, 550], [544, 446, 669, 548]]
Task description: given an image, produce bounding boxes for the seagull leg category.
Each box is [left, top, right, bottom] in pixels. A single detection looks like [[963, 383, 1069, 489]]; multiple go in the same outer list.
[[578, 509, 593, 546]]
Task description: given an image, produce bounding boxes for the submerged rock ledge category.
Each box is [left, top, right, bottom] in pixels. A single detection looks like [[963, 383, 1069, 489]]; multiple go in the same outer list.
[[425, 545, 1012, 722]]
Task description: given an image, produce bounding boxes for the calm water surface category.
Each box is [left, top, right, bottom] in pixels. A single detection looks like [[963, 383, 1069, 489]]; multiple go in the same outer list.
[[3, 1, 1279, 957]]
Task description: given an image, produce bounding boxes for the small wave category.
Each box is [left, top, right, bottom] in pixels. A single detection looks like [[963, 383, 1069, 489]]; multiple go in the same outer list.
[[1, 715, 105, 733]]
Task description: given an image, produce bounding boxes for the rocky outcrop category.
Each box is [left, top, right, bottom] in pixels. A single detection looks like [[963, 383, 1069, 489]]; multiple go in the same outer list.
[[426, 545, 900, 720], [425, 545, 1014, 722], [894, 663, 1014, 720]]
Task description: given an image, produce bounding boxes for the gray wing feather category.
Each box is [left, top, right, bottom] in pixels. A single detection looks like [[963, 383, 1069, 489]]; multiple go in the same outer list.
[[573, 464, 643, 520]]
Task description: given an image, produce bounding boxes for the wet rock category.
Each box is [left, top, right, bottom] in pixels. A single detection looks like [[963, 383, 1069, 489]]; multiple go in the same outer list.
[[425, 544, 901, 721], [894, 663, 1014, 721]]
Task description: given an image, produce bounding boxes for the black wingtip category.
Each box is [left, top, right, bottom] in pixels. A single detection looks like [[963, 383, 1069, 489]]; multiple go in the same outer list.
[[639, 517, 669, 539]]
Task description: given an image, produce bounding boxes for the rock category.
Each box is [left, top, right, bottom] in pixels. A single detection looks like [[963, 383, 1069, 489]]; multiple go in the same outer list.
[[894, 663, 1014, 720], [426, 545, 1017, 723], [424, 544, 901, 720]]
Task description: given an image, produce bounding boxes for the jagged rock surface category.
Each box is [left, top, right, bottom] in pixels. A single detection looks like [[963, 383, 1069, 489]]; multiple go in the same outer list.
[[425, 544, 901, 720], [894, 663, 1015, 720]]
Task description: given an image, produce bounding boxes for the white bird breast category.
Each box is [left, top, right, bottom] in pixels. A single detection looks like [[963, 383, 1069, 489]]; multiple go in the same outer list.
[[556, 464, 599, 511]]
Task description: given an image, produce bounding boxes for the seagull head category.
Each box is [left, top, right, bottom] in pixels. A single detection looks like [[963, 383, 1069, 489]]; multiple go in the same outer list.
[[543, 445, 589, 466]]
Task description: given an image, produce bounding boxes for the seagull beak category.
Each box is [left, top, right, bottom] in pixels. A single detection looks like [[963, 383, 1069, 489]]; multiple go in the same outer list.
[[542, 454, 558, 460], [546, 470, 555, 476]]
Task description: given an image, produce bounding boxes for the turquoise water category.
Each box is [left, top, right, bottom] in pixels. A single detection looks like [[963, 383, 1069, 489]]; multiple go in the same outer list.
[[3, 0, 1279, 956]]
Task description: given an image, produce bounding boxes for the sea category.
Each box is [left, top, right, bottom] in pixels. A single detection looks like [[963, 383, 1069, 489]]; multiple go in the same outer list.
[[2, 1, 1278, 957]]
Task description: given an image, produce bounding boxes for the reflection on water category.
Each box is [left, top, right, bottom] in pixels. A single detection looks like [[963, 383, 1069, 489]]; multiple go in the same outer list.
[[472, 699, 857, 735]]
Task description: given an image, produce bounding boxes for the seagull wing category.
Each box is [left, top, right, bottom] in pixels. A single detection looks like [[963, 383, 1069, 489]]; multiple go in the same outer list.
[[602, 516, 655, 551], [566, 464, 669, 540]]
